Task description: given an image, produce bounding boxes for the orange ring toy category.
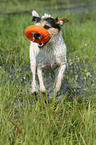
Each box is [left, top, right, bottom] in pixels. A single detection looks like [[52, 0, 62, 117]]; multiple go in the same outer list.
[[25, 25, 50, 43]]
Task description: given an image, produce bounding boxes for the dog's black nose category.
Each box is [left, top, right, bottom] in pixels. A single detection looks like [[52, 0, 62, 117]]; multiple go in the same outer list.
[[34, 33, 41, 40]]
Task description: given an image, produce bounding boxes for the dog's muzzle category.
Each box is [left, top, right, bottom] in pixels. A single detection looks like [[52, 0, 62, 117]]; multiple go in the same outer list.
[[32, 32, 51, 48], [32, 32, 43, 40]]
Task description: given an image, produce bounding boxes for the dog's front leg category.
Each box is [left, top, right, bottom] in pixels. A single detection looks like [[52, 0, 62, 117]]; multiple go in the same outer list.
[[37, 66, 46, 93], [31, 63, 38, 94], [55, 63, 66, 93], [30, 54, 38, 93]]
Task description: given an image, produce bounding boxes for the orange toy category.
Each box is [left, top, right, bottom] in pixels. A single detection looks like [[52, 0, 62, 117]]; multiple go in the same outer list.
[[25, 25, 50, 43]]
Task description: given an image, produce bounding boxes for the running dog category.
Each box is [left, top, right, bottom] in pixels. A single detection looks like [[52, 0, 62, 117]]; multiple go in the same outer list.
[[30, 10, 69, 94]]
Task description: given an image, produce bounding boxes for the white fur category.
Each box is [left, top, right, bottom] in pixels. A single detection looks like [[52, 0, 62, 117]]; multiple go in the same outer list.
[[30, 11, 67, 94], [32, 10, 39, 17], [41, 13, 53, 19]]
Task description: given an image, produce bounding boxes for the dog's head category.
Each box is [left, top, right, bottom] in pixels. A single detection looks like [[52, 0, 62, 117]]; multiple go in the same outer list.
[[32, 10, 69, 48]]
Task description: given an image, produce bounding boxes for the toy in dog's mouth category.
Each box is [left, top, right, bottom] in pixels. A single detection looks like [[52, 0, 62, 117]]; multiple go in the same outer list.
[[25, 25, 50, 48]]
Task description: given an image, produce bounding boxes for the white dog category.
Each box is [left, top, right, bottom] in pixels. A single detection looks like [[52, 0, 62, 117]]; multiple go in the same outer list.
[[30, 10, 69, 94]]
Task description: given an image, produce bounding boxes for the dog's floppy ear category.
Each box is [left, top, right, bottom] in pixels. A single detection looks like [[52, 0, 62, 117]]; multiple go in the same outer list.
[[55, 17, 69, 26], [32, 10, 41, 23]]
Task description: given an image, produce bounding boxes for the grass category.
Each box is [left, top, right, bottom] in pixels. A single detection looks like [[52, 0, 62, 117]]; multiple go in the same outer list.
[[0, 11, 96, 145]]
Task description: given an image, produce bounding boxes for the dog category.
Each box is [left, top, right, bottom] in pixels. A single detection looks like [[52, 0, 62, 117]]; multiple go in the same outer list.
[[30, 10, 69, 95]]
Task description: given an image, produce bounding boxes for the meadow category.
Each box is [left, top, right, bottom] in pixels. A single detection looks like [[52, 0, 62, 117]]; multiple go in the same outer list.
[[0, 11, 96, 145]]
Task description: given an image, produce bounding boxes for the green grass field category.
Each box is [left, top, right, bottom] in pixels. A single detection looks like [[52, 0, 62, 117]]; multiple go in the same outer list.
[[0, 11, 96, 145]]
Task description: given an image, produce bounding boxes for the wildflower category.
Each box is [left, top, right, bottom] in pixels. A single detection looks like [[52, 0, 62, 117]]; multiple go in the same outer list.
[[68, 59, 72, 65], [74, 89, 76, 92], [77, 57, 80, 62], [84, 43, 87, 46], [75, 75, 78, 80], [23, 77, 26, 79], [21, 78, 23, 81], [77, 90, 80, 92], [9, 75, 12, 78], [84, 76, 86, 80], [86, 72, 91, 77]]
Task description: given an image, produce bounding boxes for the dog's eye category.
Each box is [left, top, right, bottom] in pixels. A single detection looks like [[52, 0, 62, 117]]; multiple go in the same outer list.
[[44, 25, 50, 29]]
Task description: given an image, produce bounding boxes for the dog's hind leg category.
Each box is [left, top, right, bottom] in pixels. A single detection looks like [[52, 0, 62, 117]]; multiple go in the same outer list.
[[55, 63, 66, 93]]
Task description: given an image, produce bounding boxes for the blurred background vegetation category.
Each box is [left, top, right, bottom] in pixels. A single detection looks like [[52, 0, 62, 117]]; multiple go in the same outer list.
[[0, 0, 96, 16]]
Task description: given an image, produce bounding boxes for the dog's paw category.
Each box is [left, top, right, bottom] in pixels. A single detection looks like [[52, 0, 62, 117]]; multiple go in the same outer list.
[[40, 85, 46, 93], [56, 86, 61, 93], [31, 86, 38, 94], [56, 79, 62, 92], [31, 82, 38, 94], [53, 83, 61, 94], [31, 88, 38, 94]]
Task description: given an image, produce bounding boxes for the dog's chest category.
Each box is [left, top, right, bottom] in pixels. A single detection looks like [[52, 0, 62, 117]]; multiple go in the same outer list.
[[36, 47, 56, 67]]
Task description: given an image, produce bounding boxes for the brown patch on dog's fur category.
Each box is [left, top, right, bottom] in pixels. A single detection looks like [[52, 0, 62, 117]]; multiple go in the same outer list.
[[48, 28, 59, 36], [35, 21, 59, 36], [56, 17, 69, 25]]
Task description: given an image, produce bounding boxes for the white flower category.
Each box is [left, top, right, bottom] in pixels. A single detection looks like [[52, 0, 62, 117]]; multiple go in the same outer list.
[[86, 72, 91, 77], [23, 77, 26, 79], [74, 89, 76, 92], [75, 75, 78, 80], [84, 43, 87, 46], [84, 76, 86, 80], [68, 59, 72, 65]]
